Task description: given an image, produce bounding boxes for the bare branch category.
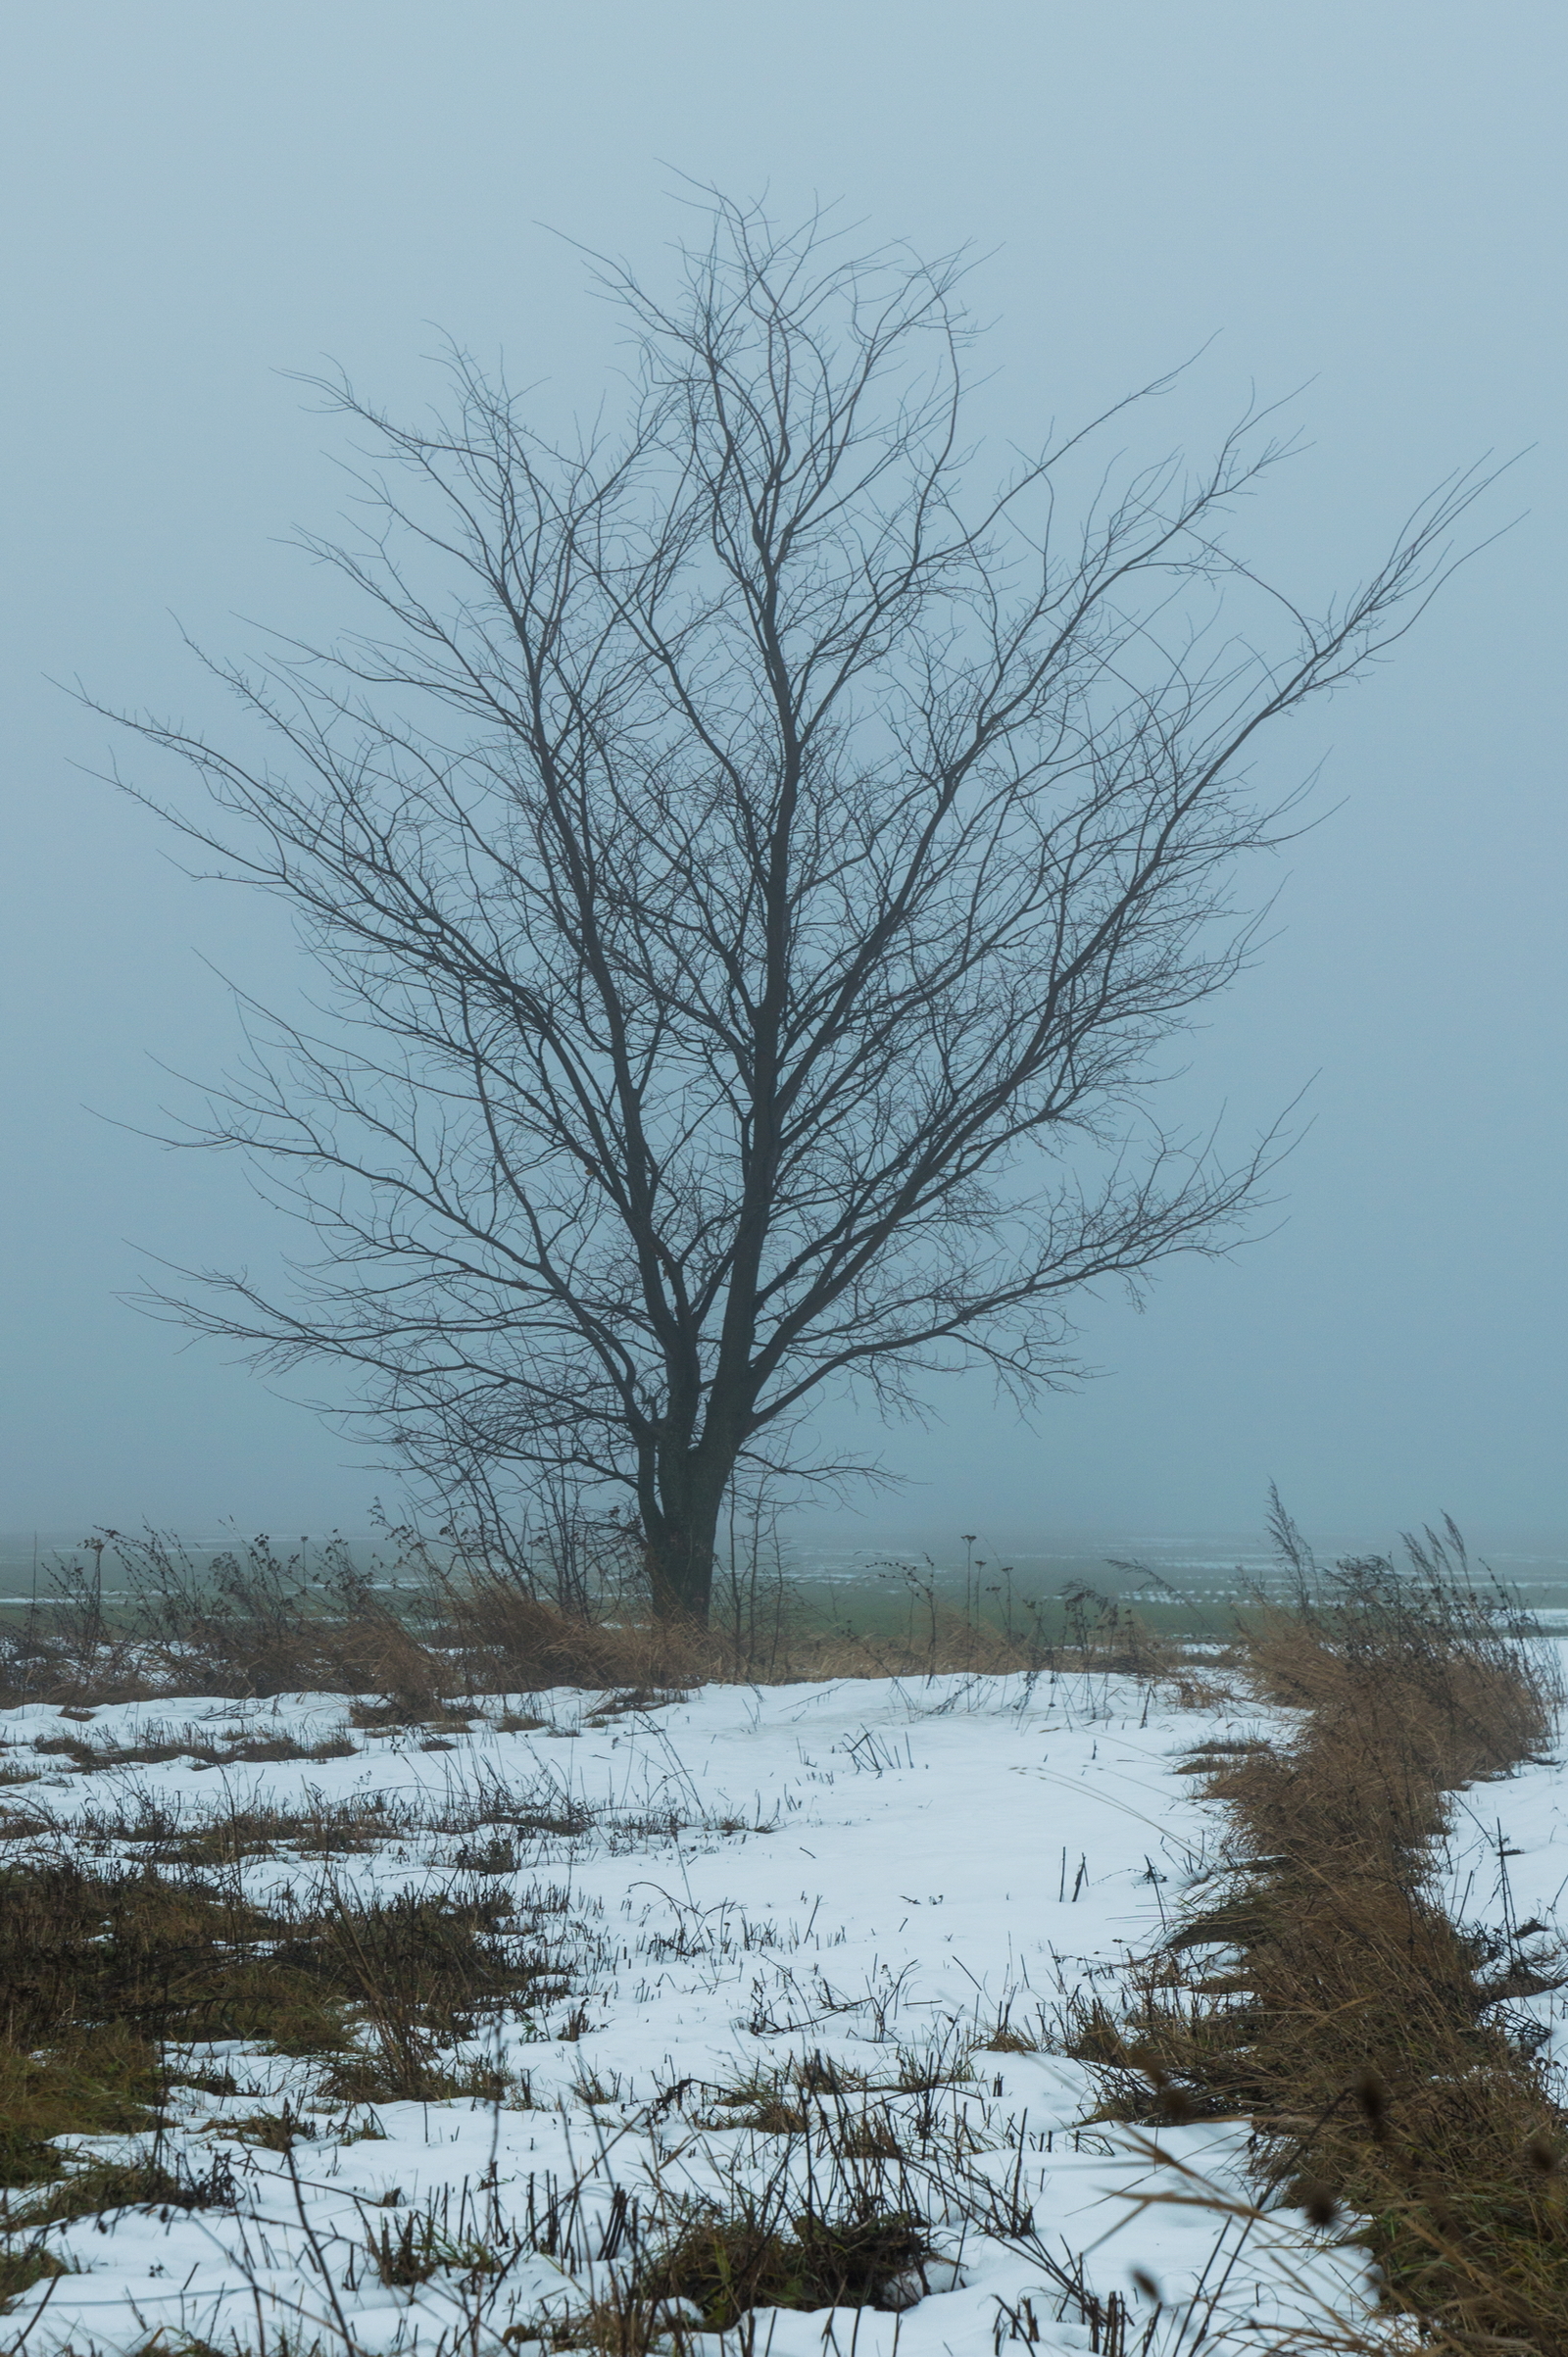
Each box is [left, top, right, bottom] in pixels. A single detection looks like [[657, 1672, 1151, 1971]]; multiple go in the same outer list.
[[99, 195, 1493, 1619]]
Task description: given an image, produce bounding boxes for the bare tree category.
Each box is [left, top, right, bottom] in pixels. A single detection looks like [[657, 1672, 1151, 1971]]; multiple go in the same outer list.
[[111, 199, 1487, 1622]]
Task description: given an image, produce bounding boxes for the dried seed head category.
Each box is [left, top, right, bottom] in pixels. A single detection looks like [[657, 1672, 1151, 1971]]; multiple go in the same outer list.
[[1288, 2176, 1341, 2230], [1353, 2067, 1389, 2128], [1525, 2130, 1559, 2175], [1131, 2271, 1162, 2305], [1126, 2040, 1164, 2084]]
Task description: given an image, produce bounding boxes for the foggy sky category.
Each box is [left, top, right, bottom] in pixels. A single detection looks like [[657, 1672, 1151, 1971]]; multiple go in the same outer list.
[[2, 2, 1564, 1548]]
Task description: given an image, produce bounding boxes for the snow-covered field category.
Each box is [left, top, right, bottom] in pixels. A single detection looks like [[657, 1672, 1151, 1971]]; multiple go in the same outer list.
[[1, 1666, 1556, 2357]]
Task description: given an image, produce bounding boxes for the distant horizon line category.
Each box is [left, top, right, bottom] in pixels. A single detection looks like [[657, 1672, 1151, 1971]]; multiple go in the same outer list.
[[4, 1516, 1567, 1555]]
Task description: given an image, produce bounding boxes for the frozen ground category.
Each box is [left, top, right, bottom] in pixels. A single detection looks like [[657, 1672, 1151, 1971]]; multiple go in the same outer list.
[[1436, 1733, 1568, 2074], [3, 1665, 1537, 2357]]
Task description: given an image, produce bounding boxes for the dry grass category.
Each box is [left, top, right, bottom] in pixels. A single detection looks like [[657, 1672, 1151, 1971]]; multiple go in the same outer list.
[[0, 1527, 1181, 1708], [0, 1854, 564, 2199], [26, 1726, 357, 1773], [1071, 1510, 1568, 2356], [630, 2192, 932, 2331], [0, 2233, 73, 2308]]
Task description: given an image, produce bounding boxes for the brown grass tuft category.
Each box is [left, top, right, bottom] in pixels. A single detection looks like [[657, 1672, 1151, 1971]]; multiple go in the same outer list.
[[631, 2193, 932, 2332]]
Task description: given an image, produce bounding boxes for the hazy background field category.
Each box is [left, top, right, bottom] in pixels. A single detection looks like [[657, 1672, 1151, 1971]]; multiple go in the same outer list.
[[7, 1524, 1568, 1645]]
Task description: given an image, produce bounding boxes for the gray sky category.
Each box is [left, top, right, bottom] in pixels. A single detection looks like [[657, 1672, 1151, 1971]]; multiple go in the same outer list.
[[2, 1, 1563, 1549]]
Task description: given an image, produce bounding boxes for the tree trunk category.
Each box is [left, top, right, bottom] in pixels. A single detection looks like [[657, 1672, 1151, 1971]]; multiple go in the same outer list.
[[643, 1456, 729, 1626]]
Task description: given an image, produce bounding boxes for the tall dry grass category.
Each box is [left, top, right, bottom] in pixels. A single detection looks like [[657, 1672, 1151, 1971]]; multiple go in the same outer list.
[[0, 1526, 1180, 1709], [1074, 1506, 1568, 2356]]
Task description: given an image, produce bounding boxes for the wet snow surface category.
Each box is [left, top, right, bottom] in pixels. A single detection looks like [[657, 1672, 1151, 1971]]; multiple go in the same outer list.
[[2, 1667, 1506, 2356]]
